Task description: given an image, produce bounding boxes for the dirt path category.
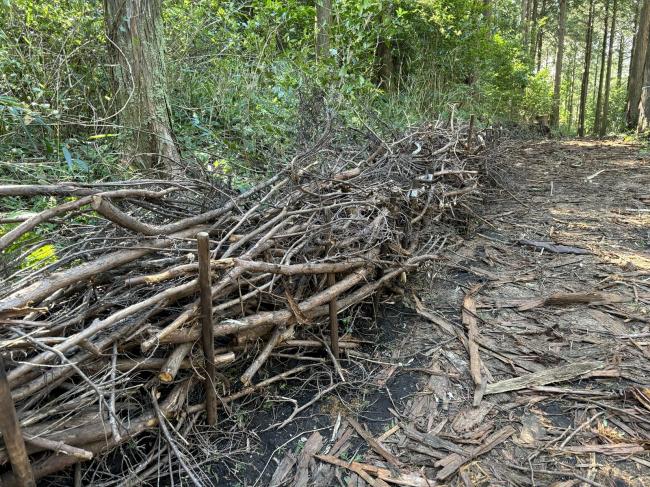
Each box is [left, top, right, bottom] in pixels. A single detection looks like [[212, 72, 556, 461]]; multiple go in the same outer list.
[[252, 139, 650, 486]]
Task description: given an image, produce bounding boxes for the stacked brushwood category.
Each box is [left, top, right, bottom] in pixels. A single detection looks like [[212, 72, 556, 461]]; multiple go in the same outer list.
[[0, 121, 498, 484]]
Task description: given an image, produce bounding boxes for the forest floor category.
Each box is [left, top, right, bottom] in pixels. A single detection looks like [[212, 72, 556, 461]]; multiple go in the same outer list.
[[225, 138, 650, 487]]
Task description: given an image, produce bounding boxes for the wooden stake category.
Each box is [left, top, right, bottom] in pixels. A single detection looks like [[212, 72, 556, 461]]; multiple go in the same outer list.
[[327, 273, 339, 359], [0, 355, 35, 486], [197, 232, 217, 426], [74, 463, 82, 487]]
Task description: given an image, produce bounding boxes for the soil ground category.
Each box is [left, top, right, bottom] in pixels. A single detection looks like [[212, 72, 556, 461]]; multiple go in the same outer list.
[[219, 138, 650, 486]]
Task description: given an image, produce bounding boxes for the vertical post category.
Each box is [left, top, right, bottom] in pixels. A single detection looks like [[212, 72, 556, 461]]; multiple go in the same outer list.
[[467, 114, 475, 152], [74, 463, 82, 487], [327, 273, 339, 359], [0, 355, 35, 487], [197, 232, 217, 426]]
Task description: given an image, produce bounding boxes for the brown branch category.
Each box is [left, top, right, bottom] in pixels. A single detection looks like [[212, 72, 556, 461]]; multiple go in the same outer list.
[[23, 436, 93, 461], [0, 355, 35, 486]]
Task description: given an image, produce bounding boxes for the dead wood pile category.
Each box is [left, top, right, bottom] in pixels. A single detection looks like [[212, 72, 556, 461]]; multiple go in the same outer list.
[[0, 121, 500, 484]]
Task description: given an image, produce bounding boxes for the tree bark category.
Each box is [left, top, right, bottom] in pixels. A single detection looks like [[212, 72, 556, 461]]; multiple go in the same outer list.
[[600, 0, 617, 136], [627, 0, 641, 88], [316, 0, 332, 59], [626, 0, 650, 128], [523, 0, 532, 48], [528, 0, 540, 62], [551, 0, 568, 129], [533, 0, 547, 68], [594, 0, 610, 134], [568, 47, 578, 132], [578, 0, 596, 137], [616, 33, 624, 87], [638, 47, 650, 131], [376, 5, 395, 91], [377, 40, 394, 90], [104, 0, 181, 172], [592, 48, 600, 107]]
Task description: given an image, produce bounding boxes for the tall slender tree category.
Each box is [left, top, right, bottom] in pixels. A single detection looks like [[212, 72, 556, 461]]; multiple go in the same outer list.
[[616, 33, 624, 87], [638, 48, 650, 131], [103, 0, 180, 172], [376, 4, 395, 90], [626, 0, 650, 128], [316, 0, 332, 59], [523, 0, 533, 47], [594, 0, 610, 134], [568, 46, 579, 131], [551, 0, 568, 129], [592, 50, 600, 107], [627, 0, 641, 86], [529, 0, 540, 60], [600, 0, 617, 136], [534, 0, 547, 70], [578, 0, 595, 137]]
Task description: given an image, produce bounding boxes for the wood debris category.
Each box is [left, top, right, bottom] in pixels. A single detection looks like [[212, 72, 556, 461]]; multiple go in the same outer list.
[[347, 416, 403, 468], [0, 121, 497, 483], [485, 361, 605, 394], [461, 285, 486, 405], [518, 239, 591, 254], [518, 291, 631, 311], [435, 425, 516, 480], [314, 455, 434, 487]]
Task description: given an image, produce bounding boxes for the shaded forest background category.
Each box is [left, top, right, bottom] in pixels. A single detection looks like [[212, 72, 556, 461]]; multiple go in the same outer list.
[[1, 0, 649, 183]]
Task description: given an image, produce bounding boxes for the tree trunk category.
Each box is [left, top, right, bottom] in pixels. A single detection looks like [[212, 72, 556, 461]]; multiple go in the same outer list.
[[627, 0, 641, 87], [600, 0, 617, 136], [616, 33, 624, 87], [533, 0, 547, 69], [551, 0, 568, 129], [376, 5, 395, 91], [591, 50, 600, 111], [638, 47, 650, 131], [627, 0, 650, 128], [103, 0, 180, 172], [523, 0, 532, 49], [483, 0, 492, 18], [594, 0, 610, 134], [528, 0, 540, 61], [377, 40, 394, 90], [536, 26, 544, 70], [578, 0, 595, 137], [568, 47, 578, 132], [316, 0, 332, 59]]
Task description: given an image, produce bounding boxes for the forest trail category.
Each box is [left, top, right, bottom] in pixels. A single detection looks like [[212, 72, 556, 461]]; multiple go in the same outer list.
[[264, 139, 650, 487]]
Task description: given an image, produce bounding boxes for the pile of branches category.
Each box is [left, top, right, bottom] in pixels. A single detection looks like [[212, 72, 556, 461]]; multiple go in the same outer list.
[[0, 120, 499, 485]]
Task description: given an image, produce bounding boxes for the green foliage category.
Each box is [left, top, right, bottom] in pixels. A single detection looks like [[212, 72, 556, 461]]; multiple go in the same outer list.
[[522, 69, 554, 118], [0, 0, 575, 181], [23, 243, 57, 269], [0, 0, 126, 183]]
